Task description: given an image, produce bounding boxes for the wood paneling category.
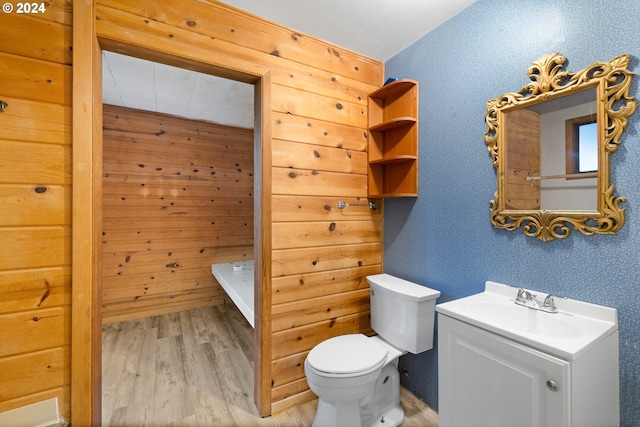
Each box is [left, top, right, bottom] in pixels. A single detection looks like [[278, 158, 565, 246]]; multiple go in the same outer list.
[[272, 289, 371, 332], [96, 0, 381, 85], [0, 53, 72, 105], [272, 265, 377, 305], [0, 268, 71, 314], [0, 347, 70, 402], [272, 85, 367, 128], [0, 308, 70, 357], [272, 221, 380, 249], [101, 105, 254, 322], [0, 227, 70, 271], [0, 97, 71, 146], [272, 139, 368, 174], [70, 0, 383, 421], [272, 243, 382, 277], [272, 167, 368, 197], [271, 312, 374, 360], [0, 141, 71, 184], [0, 14, 72, 64], [0, 0, 387, 415], [0, 185, 71, 226], [505, 108, 541, 209], [71, 2, 103, 422], [0, 2, 73, 419], [271, 195, 377, 222], [271, 112, 368, 151]]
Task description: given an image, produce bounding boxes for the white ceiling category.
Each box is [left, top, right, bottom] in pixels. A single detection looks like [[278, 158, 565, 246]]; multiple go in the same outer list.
[[102, 51, 255, 128], [102, 0, 476, 127]]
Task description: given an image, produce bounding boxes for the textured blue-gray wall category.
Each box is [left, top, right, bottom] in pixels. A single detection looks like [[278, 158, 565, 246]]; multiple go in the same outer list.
[[383, 0, 640, 425]]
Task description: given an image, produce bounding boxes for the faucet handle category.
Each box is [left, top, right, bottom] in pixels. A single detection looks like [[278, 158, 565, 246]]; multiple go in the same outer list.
[[516, 288, 531, 302], [542, 294, 558, 313]]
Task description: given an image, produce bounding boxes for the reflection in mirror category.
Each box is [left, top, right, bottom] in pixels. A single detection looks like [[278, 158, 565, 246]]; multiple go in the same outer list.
[[485, 53, 637, 241], [505, 88, 598, 211]]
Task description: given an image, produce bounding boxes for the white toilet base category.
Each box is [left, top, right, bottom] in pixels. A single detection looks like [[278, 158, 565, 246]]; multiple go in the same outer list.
[[311, 400, 404, 427], [312, 398, 361, 427], [369, 405, 404, 427]]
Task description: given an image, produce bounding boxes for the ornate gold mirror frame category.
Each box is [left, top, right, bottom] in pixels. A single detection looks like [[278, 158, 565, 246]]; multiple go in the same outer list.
[[485, 53, 637, 241]]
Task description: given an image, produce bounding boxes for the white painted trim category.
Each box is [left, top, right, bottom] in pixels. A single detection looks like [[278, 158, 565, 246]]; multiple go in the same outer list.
[[0, 398, 61, 427]]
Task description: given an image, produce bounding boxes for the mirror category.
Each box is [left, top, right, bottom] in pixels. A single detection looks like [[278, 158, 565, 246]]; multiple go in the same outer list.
[[506, 87, 598, 212], [485, 53, 636, 241]]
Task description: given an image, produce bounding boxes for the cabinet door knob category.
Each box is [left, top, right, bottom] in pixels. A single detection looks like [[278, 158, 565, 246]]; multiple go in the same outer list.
[[546, 380, 558, 392]]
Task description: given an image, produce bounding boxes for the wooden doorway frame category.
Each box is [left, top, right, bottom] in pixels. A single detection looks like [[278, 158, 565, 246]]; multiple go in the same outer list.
[[72, 2, 273, 424]]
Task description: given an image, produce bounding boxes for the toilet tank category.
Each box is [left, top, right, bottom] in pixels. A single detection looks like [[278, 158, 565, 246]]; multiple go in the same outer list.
[[367, 274, 441, 354]]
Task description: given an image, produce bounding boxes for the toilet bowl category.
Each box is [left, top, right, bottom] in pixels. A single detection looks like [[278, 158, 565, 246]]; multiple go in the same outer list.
[[305, 334, 405, 427], [304, 274, 440, 427]]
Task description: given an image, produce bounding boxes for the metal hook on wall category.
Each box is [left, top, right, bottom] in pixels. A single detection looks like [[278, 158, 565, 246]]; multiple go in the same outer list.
[[0, 100, 7, 112]]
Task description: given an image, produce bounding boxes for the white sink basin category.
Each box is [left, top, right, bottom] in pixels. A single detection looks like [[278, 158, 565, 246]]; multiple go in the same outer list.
[[464, 299, 583, 339], [436, 281, 618, 360]]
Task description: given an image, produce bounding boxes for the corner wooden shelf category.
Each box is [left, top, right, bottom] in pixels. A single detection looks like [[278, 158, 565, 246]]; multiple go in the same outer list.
[[368, 79, 419, 198], [369, 117, 417, 132], [369, 155, 417, 165]]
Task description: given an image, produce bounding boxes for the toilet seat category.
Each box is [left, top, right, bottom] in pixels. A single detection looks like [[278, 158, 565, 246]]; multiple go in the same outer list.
[[306, 334, 388, 377]]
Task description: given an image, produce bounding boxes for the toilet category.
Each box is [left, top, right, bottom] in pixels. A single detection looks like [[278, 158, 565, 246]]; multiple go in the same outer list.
[[304, 273, 441, 427]]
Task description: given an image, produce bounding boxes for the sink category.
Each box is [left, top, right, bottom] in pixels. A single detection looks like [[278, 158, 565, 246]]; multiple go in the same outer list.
[[464, 299, 582, 339], [436, 281, 618, 360]]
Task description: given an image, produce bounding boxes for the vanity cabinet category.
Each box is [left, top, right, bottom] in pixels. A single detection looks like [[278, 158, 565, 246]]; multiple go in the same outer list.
[[438, 314, 620, 427], [367, 79, 418, 197]]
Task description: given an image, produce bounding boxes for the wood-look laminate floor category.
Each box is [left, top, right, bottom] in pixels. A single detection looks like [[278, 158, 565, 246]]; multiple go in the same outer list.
[[102, 303, 439, 426]]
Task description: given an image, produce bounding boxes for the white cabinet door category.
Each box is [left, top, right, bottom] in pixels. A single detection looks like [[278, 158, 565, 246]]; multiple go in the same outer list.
[[438, 314, 570, 427]]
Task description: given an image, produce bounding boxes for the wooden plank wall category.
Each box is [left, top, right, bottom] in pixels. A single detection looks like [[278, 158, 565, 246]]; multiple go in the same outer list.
[[0, 0, 73, 420], [505, 108, 541, 209], [101, 105, 254, 322], [94, 0, 385, 414]]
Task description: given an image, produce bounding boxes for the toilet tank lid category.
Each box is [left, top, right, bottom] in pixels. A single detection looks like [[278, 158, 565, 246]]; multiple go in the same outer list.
[[367, 274, 441, 301]]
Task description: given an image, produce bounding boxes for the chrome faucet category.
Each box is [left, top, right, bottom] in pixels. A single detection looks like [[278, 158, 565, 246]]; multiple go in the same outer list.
[[515, 288, 558, 313], [515, 288, 540, 309], [516, 288, 530, 302]]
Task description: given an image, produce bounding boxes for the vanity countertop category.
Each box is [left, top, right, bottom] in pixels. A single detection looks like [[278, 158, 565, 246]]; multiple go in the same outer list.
[[436, 281, 618, 360]]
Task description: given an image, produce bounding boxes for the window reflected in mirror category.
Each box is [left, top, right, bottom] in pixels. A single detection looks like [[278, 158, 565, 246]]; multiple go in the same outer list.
[[567, 117, 597, 174]]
